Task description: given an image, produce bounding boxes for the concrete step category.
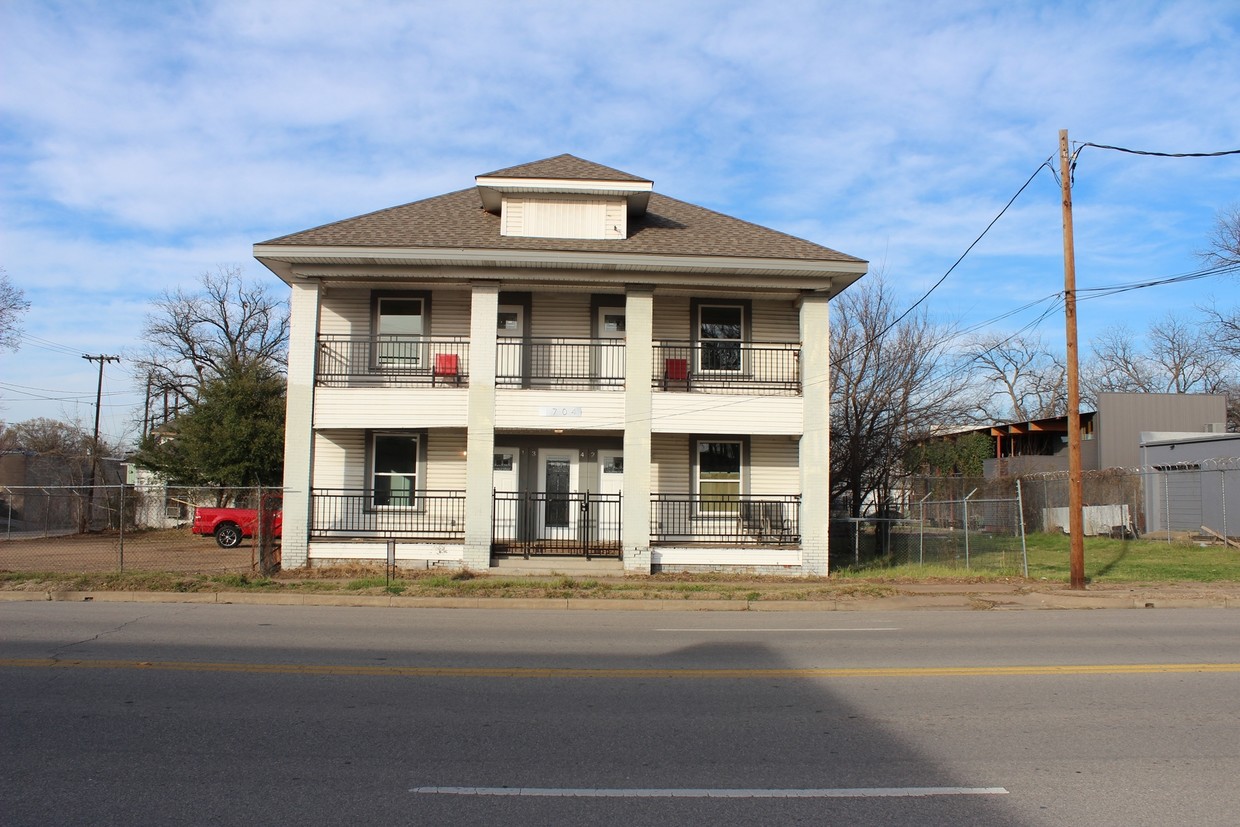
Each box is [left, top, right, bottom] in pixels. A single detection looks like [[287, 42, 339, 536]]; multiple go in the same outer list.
[[489, 557, 625, 577]]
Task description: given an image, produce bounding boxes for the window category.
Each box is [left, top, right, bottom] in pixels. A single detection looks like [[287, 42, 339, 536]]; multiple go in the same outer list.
[[697, 440, 742, 514], [372, 433, 419, 507], [376, 297, 424, 368], [699, 304, 743, 372]]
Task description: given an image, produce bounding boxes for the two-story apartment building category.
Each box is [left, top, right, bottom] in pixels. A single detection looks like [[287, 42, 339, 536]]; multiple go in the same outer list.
[[254, 155, 867, 574]]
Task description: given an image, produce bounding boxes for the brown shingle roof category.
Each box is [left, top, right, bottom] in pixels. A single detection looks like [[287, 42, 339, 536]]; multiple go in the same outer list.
[[260, 157, 864, 265], [479, 154, 652, 183]]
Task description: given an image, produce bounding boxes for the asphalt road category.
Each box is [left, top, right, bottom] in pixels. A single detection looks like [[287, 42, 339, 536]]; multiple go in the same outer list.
[[2, 603, 1239, 826]]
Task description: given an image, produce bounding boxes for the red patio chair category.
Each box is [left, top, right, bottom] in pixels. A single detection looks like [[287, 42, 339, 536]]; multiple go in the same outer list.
[[663, 357, 690, 391], [433, 353, 460, 386]]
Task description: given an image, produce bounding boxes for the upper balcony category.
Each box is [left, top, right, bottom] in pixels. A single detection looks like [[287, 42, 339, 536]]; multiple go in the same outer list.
[[314, 334, 801, 397], [652, 341, 800, 396], [496, 337, 625, 390], [316, 335, 471, 388]]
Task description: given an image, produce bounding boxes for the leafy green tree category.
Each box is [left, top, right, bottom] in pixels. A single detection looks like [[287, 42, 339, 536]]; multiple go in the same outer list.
[[133, 364, 285, 486], [905, 431, 993, 477]]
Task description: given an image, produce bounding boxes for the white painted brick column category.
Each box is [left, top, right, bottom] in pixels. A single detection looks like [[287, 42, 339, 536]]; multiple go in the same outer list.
[[463, 282, 500, 570], [622, 287, 654, 572], [799, 293, 831, 575], [281, 280, 321, 569]]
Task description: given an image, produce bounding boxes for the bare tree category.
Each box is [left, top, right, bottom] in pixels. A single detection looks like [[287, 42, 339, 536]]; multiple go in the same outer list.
[[1203, 204, 1240, 267], [1084, 316, 1232, 401], [963, 332, 1065, 422], [830, 277, 969, 517], [0, 268, 31, 354], [132, 266, 289, 420]]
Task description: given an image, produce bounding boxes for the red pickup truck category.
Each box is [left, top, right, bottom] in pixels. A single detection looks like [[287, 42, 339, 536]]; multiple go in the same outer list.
[[192, 507, 283, 549]]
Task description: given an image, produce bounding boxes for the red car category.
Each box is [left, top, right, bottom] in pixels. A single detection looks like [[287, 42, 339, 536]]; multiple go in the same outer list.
[[192, 507, 283, 549]]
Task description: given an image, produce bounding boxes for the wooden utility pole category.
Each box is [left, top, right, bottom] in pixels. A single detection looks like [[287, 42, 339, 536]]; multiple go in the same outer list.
[[1059, 130, 1086, 589], [82, 354, 121, 526]]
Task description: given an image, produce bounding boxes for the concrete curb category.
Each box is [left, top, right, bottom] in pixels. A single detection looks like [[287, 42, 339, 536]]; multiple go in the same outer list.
[[1, 589, 1236, 610]]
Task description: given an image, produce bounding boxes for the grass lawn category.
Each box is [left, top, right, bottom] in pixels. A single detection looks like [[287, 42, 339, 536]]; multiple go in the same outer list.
[[1023, 532, 1240, 583]]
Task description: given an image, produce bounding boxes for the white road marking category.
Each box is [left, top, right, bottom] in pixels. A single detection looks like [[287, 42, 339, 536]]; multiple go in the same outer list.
[[411, 786, 1008, 798]]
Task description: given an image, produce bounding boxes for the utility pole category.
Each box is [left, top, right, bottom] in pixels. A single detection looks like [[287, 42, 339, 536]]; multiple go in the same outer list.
[[82, 354, 121, 526], [1058, 130, 1086, 589]]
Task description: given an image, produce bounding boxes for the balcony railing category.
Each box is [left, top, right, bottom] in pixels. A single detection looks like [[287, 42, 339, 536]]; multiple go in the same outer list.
[[652, 341, 800, 395], [316, 336, 470, 387], [496, 338, 625, 389], [310, 489, 466, 539], [492, 491, 622, 557], [650, 493, 801, 545]]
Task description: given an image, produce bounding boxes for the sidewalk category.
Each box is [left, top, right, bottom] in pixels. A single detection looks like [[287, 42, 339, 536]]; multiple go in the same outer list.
[[3, 581, 1238, 611]]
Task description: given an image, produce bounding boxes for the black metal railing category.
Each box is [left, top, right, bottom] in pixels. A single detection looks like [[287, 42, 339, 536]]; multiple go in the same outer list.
[[492, 491, 622, 557], [652, 341, 801, 395], [496, 338, 625, 389], [310, 489, 466, 539], [316, 336, 470, 387], [650, 493, 801, 545]]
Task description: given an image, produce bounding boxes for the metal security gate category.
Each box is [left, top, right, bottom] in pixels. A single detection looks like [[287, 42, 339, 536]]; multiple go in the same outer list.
[[492, 491, 621, 558]]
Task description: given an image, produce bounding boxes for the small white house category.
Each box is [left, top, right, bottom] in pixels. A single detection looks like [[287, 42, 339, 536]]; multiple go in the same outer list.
[[254, 155, 867, 573]]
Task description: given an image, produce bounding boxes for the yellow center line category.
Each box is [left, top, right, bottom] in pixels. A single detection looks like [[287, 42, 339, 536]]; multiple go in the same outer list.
[[3, 658, 1240, 679]]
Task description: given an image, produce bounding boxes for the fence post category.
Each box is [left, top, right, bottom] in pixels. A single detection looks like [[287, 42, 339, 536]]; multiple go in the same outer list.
[[1221, 466, 1228, 542], [118, 485, 125, 573], [963, 488, 977, 570], [918, 492, 931, 565], [853, 520, 859, 566], [1016, 479, 1028, 577], [1164, 471, 1172, 545]]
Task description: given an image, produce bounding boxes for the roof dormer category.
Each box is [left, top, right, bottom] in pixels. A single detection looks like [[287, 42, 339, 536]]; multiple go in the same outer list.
[[475, 154, 653, 240]]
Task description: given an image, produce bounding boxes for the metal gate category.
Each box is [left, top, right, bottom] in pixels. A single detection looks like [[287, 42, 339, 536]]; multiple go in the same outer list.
[[492, 491, 621, 558]]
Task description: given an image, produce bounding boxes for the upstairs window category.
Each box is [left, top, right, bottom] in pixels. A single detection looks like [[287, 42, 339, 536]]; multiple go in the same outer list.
[[698, 304, 743, 372], [376, 297, 424, 368]]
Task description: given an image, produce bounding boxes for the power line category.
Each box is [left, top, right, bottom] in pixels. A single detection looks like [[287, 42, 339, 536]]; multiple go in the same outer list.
[[1078, 142, 1240, 159], [840, 156, 1056, 361]]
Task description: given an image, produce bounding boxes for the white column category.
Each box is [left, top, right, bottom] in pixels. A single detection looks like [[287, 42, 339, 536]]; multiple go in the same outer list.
[[463, 282, 500, 570], [281, 280, 321, 568], [799, 293, 831, 575], [622, 287, 654, 572]]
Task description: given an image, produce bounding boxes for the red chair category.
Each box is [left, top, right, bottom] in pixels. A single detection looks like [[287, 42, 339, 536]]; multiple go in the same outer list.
[[433, 353, 460, 386], [663, 357, 690, 390]]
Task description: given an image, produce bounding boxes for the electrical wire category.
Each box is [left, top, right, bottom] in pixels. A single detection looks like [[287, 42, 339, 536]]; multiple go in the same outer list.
[[839, 156, 1056, 362], [1078, 142, 1240, 159]]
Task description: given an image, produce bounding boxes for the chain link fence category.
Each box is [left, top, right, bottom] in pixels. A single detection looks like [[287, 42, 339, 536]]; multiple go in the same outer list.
[[831, 483, 1027, 575], [0, 484, 279, 574], [907, 460, 1240, 545]]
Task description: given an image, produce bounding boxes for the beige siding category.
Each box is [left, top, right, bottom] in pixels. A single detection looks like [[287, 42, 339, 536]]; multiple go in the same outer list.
[[651, 433, 690, 493], [604, 200, 626, 239], [531, 292, 592, 338], [426, 429, 467, 490], [313, 430, 365, 489], [750, 435, 800, 494], [315, 387, 469, 429], [319, 288, 370, 335], [318, 288, 471, 337], [314, 428, 465, 491], [752, 298, 799, 341], [494, 389, 625, 431], [502, 198, 525, 236], [653, 295, 690, 340], [651, 394, 802, 435]]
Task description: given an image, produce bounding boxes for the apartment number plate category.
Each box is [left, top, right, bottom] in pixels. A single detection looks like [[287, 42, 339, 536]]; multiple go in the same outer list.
[[540, 406, 583, 417]]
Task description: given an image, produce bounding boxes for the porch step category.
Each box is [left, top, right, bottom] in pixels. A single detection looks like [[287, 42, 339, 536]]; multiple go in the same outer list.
[[489, 557, 625, 577]]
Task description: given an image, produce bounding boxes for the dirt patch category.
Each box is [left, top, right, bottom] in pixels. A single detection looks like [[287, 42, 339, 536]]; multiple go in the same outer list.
[[0, 528, 258, 573]]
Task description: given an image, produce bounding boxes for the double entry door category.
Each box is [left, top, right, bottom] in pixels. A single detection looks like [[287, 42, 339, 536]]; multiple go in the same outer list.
[[492, 446, 622, 554]]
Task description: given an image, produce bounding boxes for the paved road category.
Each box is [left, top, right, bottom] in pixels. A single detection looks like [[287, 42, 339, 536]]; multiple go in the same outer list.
[[3, 603, 1239, 825]]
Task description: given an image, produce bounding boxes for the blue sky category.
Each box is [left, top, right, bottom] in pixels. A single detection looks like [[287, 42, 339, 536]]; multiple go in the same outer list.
[[2, 0, 1239, 444]]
